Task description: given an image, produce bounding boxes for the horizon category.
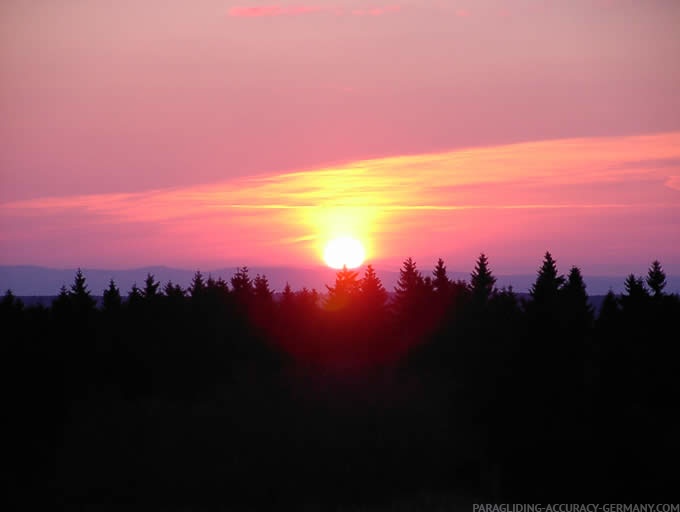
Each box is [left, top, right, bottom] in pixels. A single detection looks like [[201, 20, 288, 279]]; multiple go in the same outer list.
[[3, 260, 679, 297]]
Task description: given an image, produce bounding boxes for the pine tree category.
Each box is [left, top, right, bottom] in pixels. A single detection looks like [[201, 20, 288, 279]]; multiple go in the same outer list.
[[598, 290, 620, 325], [102, 279, 122, 312], [561, 266, 594, 329], [470, 253, 496, 303], [646, 260, 667, 297], [163, 281, 186, 299], [623, 274, 647, 298], [530, 251, 564, 302], [1, 289, 23, 310], [325, 266, 360, 310], [432, 258, 452, 296], [142, 273, 161, 300], [127, 283, 143, 309], [281, 282, 294, 302], [620, 274, 649, 319], [296, 287, 319, 310], [253, 274, 273, 301], [189, 271, 206, 298], [394, 257, 424, 302], [360, 264, 388, 309], [231, 267, 253, 297], [49, 285, 70, 320], [69, 268, 96, 312], [392, 257, 428, 322]]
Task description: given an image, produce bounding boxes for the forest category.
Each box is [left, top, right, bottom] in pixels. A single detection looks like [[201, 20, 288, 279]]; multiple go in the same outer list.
[[3, 252, 679, 508]]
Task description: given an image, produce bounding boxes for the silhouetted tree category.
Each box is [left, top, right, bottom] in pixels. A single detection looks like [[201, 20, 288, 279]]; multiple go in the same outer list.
[[102, 279, 122, 313], [530, 252, 564, 303], [163, 281, 186, 299], [52, 285, 70, 314], [142, 273, 161, 300], [394, 257, 423, 298], [296, 287, 320, 313], [597, 290, 620, 327], [360, 264, 388, 309], [127, 283, 143, 310], [623, 274, 647, 300], [326, 266, 360, 310], [231, 267, 253, 307], [469, 253, 496, 303], [561, 266, 594, 331], [646, 260, 667, 297], [252, 274, 274, 329], [253, 274, 273, 302], [432, 258, 452, 297], [1, 289, 23, 314], [231, 267, 252, 292], [204, 276, 230, 303], [393, 257, 426, 315], [69, 268, 96, 313], [280, 282, 294, 307], [189, 271, 206, 298]]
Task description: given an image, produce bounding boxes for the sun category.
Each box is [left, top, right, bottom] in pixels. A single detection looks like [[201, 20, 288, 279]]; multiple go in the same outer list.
[[323, 237, 366, 269]]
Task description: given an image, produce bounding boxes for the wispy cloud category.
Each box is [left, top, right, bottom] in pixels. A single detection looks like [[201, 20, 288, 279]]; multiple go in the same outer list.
[[228, 3, 401, 18], [2, 133, 679, 268], [228, 5, 326, 17]]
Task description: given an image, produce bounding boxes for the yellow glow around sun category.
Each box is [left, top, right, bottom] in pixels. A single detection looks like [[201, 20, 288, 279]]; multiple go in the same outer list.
[[309, 204, 377, 268], [323, 237, 366, 269]]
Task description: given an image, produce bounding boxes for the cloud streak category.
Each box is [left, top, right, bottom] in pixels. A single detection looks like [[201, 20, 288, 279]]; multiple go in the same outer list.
[[2, 133, 679, 270], [228, 4, 401, 17]]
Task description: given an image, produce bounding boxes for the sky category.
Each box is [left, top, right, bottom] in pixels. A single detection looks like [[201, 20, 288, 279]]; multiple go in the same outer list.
[[1, 0, 679, 274]]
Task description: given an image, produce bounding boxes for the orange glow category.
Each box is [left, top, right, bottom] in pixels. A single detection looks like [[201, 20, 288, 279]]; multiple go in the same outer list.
[[1, 132, 679, 270]]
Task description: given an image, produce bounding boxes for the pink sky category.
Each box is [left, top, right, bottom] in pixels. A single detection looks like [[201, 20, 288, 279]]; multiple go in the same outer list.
[[1, 0, 679, 273]]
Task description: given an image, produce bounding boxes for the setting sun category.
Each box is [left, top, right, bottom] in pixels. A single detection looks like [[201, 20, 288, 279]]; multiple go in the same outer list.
[[323, 237, 366, 269]]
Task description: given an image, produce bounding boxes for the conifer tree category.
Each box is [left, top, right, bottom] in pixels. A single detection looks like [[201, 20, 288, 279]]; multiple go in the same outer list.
[[231, 267, 253, 298], [392, 257, 428, 322], [189, 271, 206, 298], [360, 264, 388, 309], [561, 266, 594, 329], [394, 257, 424, 302], [530, 251, 564, 303], [127, 283, 143, 309], [163, 281, 185, 299], [296, 287, 319, 310], [253, 274, 273, 301], [623, 274, 647, 299], [102, 279, 122, 312], [281, 282, 294, 303], [646, 260, 667, 297], [326, 266, 360, 310], [69, 268, 96, 312], [1, 289, 23, 311], [470, 253, 496, 303], [142, 273, 161, 300], [432, 258, 452, 296], [598, 290, 620, 325]]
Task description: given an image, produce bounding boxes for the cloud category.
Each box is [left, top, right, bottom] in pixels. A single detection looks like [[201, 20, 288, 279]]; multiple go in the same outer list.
[[666, 176, 680, 191], [351, 5, 400, 16], [2, 132, 679, 268], [228, 4, 401, 18], [228, 5, 325, 17]]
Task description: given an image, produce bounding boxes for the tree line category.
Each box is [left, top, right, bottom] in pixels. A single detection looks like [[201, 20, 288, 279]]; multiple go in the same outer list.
[[2, 253, 678, 507]]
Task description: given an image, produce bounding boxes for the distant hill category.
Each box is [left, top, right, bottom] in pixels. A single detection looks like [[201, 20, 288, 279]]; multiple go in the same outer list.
[[1, 265, 679, 297]]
